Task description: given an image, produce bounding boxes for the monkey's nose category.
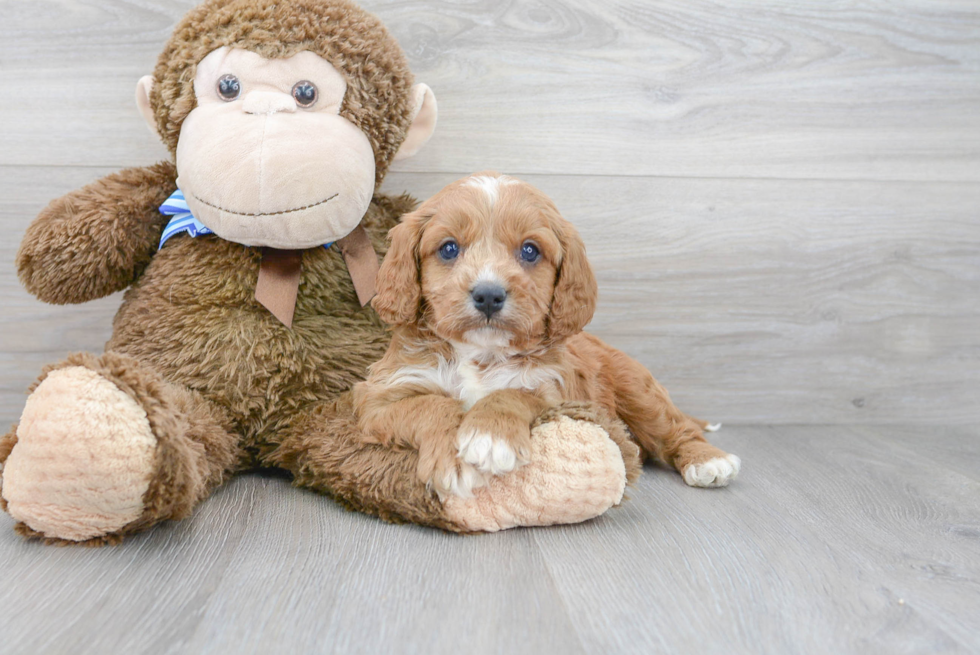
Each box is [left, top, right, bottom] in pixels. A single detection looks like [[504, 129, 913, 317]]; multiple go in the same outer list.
[[471, 283, 507, 320], [242, 91, 297, 115]]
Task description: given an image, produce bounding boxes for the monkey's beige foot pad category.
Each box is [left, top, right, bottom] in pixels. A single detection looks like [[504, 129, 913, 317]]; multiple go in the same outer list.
[[443, 416, 627, 532], [1, 367, 157, 541]]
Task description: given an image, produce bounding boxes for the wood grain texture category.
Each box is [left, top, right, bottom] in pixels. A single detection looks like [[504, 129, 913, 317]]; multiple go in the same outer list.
[[0, 425, 977, 654], [0, 1, 978, 181], [2, 168, 976, 426], [532, 425, 980, 655]]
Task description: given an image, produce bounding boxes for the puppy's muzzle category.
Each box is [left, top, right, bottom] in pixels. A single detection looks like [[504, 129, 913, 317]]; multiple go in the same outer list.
[[471, 282, 507, 320]]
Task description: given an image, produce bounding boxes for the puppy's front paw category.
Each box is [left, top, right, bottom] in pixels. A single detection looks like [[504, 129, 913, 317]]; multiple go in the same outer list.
[[432, 462, 485, 500], [418, 440, 484, 500], [457, 429, 522, 476], [456, 410, 533, 477], [683, 454, 741, 488]]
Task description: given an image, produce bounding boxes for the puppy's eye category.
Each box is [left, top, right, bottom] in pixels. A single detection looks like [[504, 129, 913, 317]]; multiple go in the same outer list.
[[217, 74, 241, 101], [438, 240, 460, 261], [520, 241, 540, 263], [292, 81, 318, 108]]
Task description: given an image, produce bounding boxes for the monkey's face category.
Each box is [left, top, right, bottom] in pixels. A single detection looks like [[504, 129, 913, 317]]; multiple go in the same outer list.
[[173, 47, 377, 249]]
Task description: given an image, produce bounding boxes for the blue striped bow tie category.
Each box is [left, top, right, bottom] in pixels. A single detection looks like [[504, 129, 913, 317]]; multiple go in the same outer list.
[[158, 189, 334, 250], [159, 190, 212, 248]]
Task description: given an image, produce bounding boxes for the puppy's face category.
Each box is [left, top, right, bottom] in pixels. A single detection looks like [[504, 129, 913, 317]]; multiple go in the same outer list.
[[374, 173, 597, 350], [417, 176, 561, 347]]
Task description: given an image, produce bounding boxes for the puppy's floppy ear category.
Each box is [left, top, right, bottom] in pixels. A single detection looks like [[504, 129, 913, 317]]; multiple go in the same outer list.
[[373, 211, 426, 325], [548, 218, 598, 342]]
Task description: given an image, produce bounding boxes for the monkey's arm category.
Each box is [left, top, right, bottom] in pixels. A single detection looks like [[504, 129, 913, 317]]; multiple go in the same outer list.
[[16, 161, 177, 305]]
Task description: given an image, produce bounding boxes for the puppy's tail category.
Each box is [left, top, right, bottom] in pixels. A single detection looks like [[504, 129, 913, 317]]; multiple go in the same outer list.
[[689, 415, 722, 433]]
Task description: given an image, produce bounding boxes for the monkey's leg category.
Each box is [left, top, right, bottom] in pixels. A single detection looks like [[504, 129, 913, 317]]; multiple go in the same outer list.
[[0, 352, 241, 545], [269, 397, 641, 532], [268, 394, 457, 530]]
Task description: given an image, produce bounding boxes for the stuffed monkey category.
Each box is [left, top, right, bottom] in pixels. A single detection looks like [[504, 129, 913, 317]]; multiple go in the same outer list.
[[0, 0, 639, 544]]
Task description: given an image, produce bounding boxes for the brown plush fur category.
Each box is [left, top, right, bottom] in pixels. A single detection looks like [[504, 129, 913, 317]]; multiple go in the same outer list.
[[105, 194, 409, 455], [17, 161, 177, 304], [7, 188, 436, 542], [272, 396, 642, 534], [0, 429, 15, 514], [5, 351, 242, 545], [268, 393, 462, 532]]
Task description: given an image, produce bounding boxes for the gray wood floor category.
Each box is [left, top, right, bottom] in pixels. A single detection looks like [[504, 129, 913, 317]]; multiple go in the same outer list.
[[1, 1, 978, 654], [0, 425, 978, 654]]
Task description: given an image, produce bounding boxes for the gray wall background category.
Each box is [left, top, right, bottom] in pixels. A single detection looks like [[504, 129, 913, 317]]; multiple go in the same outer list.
[[1, 0, 977, 427]]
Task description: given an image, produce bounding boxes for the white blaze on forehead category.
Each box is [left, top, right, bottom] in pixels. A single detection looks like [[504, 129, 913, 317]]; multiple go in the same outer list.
[[464, 175, 518, 207]]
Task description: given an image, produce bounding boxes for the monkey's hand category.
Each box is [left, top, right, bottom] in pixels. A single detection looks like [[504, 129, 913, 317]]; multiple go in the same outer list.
[[17, 161, 176, 305]]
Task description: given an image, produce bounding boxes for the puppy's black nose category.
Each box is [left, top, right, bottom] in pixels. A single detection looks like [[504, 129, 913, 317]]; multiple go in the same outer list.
[[471, 282, 507, 319]]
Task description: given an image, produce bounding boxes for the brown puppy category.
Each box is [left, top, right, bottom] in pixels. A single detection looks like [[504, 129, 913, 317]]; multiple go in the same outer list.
[[356, 173, 740, 497]]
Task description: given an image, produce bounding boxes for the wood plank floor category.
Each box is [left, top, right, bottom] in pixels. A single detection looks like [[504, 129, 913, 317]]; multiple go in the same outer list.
[[0, 425, 977, 655]]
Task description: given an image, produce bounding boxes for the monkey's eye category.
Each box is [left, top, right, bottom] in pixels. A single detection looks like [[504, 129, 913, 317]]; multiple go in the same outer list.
[[520, 241, 540, 263], [438, 240, 460, 261], [292, 81, 318, 108], [217, 74, 241, 101]]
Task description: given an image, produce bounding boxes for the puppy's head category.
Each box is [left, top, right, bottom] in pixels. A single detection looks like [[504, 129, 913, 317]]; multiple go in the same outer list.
[[373, 172, 597, 349]]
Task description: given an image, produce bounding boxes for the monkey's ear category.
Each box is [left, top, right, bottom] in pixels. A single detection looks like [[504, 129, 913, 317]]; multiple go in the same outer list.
[[136, 75, 160, 139], [393, 84, 437, 161], [372, 212, 426, 325]]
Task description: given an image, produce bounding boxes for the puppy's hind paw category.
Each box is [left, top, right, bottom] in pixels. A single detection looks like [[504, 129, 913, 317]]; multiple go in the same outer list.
[[683, 454, 741, 488]]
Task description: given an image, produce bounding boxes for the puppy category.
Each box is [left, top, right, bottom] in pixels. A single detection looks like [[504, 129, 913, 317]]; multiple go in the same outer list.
[[354, 172, 740, 498]]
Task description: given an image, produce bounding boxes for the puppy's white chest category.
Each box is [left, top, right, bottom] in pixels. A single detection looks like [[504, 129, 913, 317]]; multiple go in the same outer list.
[[385, 358, 502, 409], [387, 357, 557, 410], [450, 356, 563, 410], [455, 358, 498, 410]]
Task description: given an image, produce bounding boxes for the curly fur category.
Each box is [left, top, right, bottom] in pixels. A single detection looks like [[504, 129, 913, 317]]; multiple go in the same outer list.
[[361, 173, 730, 495]]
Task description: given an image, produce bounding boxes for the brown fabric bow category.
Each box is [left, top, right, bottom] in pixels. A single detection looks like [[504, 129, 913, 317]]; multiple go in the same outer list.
[[254, 224, 380, 327]]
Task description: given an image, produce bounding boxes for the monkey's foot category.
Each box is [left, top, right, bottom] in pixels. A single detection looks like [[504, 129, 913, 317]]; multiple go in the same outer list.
[[1, 367, 157, 542], [442, 415, 631, 531]]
